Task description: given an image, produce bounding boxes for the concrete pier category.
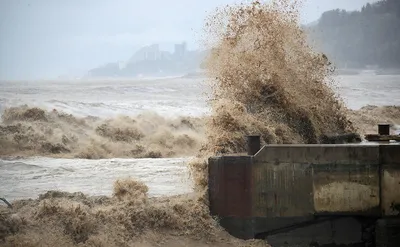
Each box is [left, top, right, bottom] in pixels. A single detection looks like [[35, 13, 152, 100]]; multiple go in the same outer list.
[[208, 142, 400, 246]]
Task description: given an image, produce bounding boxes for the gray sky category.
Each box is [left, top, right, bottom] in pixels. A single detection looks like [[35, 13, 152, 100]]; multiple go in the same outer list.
[[0, 0, 377, 80]]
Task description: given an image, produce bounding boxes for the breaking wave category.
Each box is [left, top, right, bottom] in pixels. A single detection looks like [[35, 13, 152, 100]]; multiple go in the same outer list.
[[1, 103, 398, 161], [0, 105, 205, 159], [1, 1, 400, 246], [347, 105, 400, 135], [0, 181, 265, 247], [199, 0, 355, 156]]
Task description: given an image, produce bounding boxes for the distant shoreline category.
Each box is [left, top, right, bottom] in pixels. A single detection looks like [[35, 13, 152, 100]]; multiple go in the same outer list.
[[3, 69, 400, 83], [335, 68, 400, 76]]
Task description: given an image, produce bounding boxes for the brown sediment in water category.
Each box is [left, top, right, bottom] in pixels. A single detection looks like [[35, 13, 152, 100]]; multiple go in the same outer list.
[[199, 0, 355, 156], [347, 105, 400, 135], [1, 0, 400, 246], [0, 105, 205, 159], [1, 104, 397, 160], [0, 179, 267, 247], [189, 0, 361, 196]]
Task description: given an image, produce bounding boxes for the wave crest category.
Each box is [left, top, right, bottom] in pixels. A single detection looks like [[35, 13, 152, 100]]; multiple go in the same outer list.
[[0, 105, 205, 159]]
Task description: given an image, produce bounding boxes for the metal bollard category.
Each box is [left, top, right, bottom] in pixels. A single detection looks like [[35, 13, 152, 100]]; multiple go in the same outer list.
[[247, 135, 261, 155], [378, 124, 390, 136]]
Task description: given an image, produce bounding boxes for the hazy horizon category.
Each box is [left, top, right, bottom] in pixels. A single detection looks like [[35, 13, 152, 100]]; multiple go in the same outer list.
[[0, 0, 377, 80]]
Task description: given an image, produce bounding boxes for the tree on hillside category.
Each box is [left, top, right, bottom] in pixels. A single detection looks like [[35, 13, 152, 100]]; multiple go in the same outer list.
[[310, 0, 400, 69]]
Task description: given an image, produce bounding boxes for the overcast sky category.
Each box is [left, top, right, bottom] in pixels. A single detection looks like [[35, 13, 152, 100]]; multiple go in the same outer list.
[[0, 0, 377, 80]]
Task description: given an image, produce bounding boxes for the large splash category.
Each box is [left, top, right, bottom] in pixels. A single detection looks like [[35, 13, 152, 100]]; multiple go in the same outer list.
[[188, 0, 358, 199], [200, 0, 355, 155], [0, 181, 266, 247], [1, 0, 400, 246]]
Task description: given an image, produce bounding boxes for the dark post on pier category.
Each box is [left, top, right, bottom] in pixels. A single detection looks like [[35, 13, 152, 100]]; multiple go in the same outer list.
[[247, 135, 261, 155], [378, 124, 390, 135]]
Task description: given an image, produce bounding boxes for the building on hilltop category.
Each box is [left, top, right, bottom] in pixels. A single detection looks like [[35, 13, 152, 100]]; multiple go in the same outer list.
[[174, 42, 187, 59], [129, 44, 162, 63]]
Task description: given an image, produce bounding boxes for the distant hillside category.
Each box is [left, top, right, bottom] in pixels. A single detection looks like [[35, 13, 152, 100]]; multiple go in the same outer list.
[[88, 0, 400, 77], [87, 44, 208, 78], [308, 0, 400, 69]]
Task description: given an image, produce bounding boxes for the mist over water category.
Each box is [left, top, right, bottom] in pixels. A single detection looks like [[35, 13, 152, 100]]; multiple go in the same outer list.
[[1, 0, 400, 246], [0, 77, 208, 118]]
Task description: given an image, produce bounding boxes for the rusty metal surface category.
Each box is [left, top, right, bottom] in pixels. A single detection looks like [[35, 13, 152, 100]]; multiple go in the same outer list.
[[378, 124, 391, 135], [380, 144, 400, 216], [247, 135, 261, 155], [208, 156, 252, 217], [365, 134, 400, 142]]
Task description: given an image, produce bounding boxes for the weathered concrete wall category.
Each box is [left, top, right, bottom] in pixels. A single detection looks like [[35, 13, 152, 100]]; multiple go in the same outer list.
[[380, 144, 400, 216], [208, 156, 252, 218], [265, 217, 363, 247], [252, 161, 314, 217], [208, 156, 254, 239], [253, 144, 380, 215], [208, 143, 400, 241]]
